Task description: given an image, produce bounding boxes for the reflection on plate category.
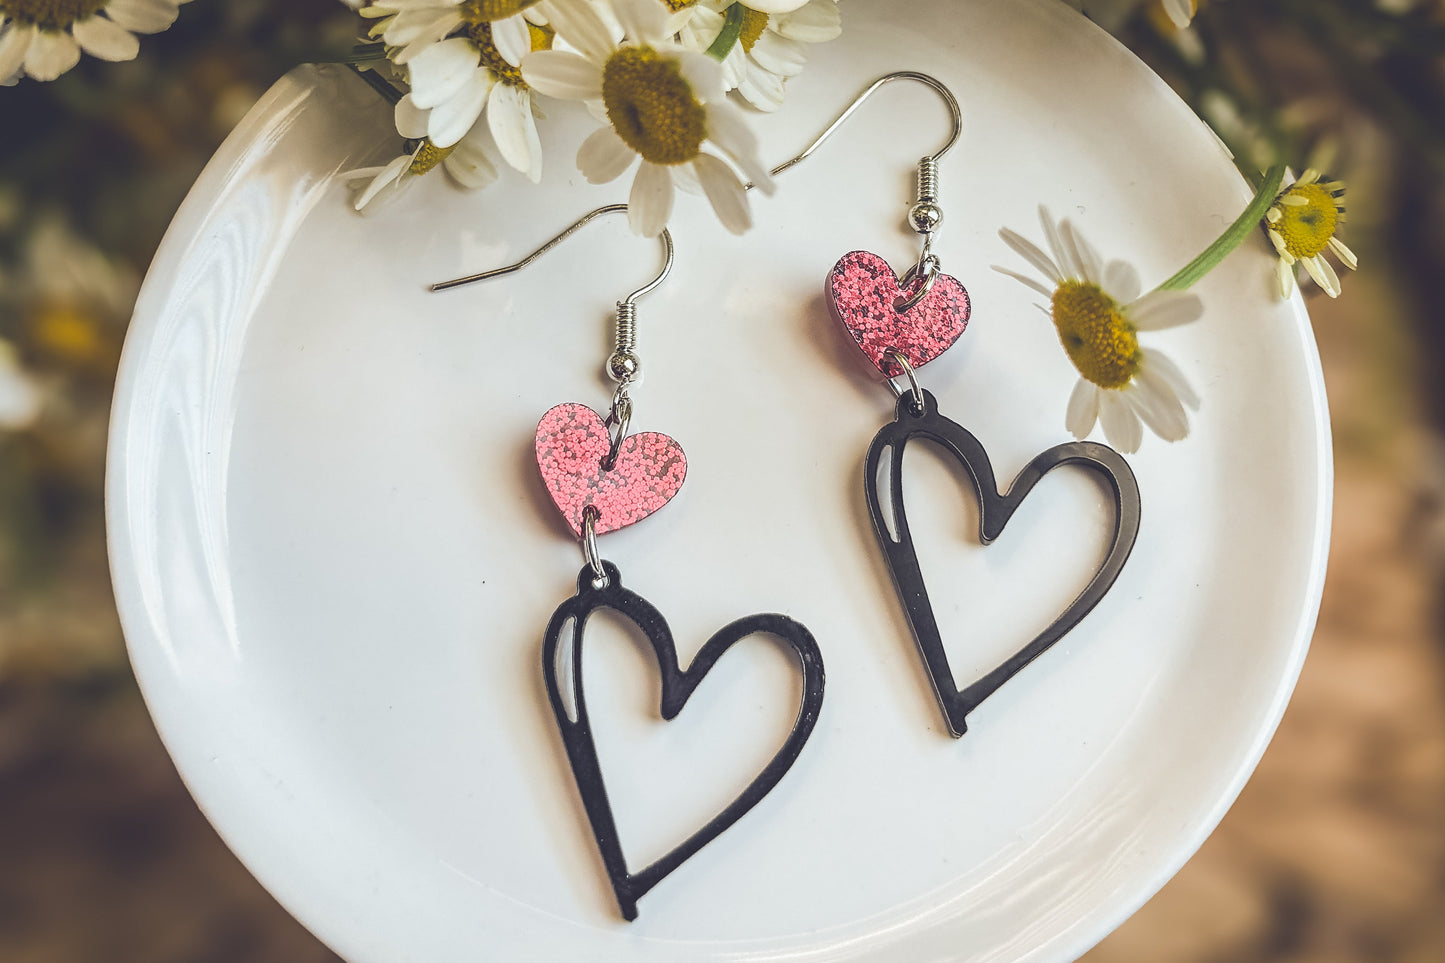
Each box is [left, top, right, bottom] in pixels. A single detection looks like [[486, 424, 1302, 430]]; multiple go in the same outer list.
[[107, 0, 1331, 959]]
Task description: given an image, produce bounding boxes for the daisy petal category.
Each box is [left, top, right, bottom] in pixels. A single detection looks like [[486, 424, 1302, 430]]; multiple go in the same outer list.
[[388, 11, 462, 59], [521, 49, 603, 100], [490, 13, 531, 68], [612, 0, 670, 47], [776, 0, 842, 43], [443, 123, 501, 190], [1065, 378, 1100, 439], [0, 24, 35, 81], [743, 0, 814, 12], [1041, 208, 1081, 279], [531, 0, 616, 64], [1328, 236, 1358, 270], [676, 50, 726, 103], [355, 155, 410, 211], [427, 69, 493, 149], [990, 265, 1054, 299], [577, 125, 636, 183], [72, 16, 139, 61], [998, 227, 1063, 285], [736, 57, 786, 111], [1100, 259, 1141, 303], [487, 82, 542, 181], [407, 37, 480, 110], [629, 162, 675, 237], [1126, 289, 1203, 330], [749, 33, 807, 78], [1060, 219, 1102, 283], [1161, 0, 1194, 28], [1276, 257, 1296, 299], [1140, 347, 1200, 410], [1098, 390, 1143, 453], [1129, 373, 1189, 442], [24, 29, 80, 81], [705, 101, 773, 193], [694, 153, 752, 235], [1301, 253, 1340, 297], [105, 0, 180, 34], [394, 93, 430, 139]]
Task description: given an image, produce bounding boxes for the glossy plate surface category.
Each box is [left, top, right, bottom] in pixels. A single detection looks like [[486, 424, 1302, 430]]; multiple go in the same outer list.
[[107, 0, 1332, 958]]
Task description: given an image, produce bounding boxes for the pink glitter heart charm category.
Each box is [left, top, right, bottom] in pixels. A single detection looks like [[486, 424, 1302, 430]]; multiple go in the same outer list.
[[826, 250, 970, 376], [535, 403, 687, 537]]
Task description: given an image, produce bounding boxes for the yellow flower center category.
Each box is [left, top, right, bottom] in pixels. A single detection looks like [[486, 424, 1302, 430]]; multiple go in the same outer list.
[[458, 0, 540, 23], [467, 19, 552, 85], [738, 8, 770, 52], [1271, 182, 1340, 260], [408, 140, 455, 176], [0, 0, 108, 29], [1050, 280, 1141, 390], [661, 0, 696, 10], [602, 46, 707, 166]]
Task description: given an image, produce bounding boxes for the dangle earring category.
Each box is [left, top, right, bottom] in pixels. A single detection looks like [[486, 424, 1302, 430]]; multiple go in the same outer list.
[[803, 74, 1143, 738], [431, 205, 825, 922]]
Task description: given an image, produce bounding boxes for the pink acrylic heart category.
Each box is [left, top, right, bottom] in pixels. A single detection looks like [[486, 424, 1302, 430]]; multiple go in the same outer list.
[[535, 403, 687, 537], [826, 250, 970, 376]]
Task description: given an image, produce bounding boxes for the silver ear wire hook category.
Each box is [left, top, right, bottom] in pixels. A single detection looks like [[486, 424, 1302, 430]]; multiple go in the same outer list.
[[762, 71, 961, 182], [429, 202, 673, 389], [756, 71, 960, 314], [429, 203, 673, 299]]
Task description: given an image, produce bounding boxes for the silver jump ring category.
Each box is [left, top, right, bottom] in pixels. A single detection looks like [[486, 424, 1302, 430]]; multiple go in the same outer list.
[[884, 348, 926, 415], [895, 257, 941, 313], [581, 506, 606, 582], [602, 391, 632, 471]]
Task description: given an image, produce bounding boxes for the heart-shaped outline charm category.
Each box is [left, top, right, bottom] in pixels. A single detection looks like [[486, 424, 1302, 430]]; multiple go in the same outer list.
[[826, 250, 971, 376], [864, 391, 1141, 737], [542, 562, 826, 920], [535, 403, 687, 537]]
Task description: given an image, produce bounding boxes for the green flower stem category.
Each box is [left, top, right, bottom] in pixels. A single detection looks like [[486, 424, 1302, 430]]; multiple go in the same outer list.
[[706, 3, 746, 61], [1155, 163, 1285, 292]]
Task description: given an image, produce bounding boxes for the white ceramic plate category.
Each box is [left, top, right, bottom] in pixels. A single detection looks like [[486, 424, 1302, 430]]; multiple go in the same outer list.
[[107, 0, 1332, 959]]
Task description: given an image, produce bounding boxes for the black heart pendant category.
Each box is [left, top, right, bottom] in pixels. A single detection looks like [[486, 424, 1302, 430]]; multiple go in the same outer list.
[[541, 561, 826, 921], [864, 390, 1142, 738]]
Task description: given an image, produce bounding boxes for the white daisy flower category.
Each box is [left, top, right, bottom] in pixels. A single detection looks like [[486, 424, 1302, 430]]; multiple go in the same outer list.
[[994, 207, 1204, 453], [345, 98, 500, 211], [682, 0, 840, 112], [0, 0, 191, 83], [1264, 168, 1356, 299], [362, 0, 539, 65], [521, 0, 776, 236], [0, 338, 41, 430], [366, 0, 582, 182]]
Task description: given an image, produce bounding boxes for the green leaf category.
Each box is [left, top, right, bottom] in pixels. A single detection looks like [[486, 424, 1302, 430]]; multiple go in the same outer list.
[[1155, 163, 1286, 292], [707, 3, 746, 61]]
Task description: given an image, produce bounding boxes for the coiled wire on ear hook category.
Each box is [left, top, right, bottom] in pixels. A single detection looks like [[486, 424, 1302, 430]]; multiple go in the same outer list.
[[429, 203, 675, 389]]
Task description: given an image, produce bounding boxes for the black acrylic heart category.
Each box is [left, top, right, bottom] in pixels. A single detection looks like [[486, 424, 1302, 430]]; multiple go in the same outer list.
[[541, 561, 825, 921], [864, 390, 1142, 738]]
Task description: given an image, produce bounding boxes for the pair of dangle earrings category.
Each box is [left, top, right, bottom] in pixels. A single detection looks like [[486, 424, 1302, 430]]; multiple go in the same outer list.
[[430, 71, 1143, 921]]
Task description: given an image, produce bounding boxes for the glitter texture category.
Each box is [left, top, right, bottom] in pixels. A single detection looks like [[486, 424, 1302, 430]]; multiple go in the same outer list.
[[826, 250, 970, 376], [535, 403, 687, 537]]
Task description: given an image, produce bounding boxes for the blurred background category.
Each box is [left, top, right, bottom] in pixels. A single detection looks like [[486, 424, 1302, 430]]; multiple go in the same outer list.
[[1, 0, 1443, 960]]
